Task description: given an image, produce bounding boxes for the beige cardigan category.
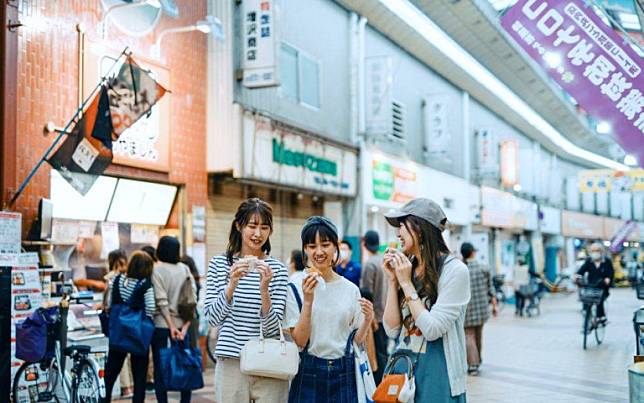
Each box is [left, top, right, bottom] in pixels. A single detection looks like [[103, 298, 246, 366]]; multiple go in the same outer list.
[[152, 261, 195, 329]]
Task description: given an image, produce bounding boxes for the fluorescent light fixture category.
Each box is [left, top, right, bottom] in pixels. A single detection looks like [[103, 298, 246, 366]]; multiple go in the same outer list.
[[513, 184, 522, 192], [603, 240, 611, 247], [154, 16, 223, 58], [543, 52, 562, 68], [596, 121, 611, 134], [370, 206, 380, 213], [624, 154, 638, 166], [379, 0, 629, 171]]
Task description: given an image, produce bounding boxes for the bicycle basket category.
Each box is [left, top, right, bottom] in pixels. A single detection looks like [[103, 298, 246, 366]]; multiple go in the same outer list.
[[637, 283, 644, 300], [15, 306, 59, 362], [579, 287, 604, 304]]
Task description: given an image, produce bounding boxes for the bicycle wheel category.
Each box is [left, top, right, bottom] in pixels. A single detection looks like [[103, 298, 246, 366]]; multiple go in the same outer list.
[[594, 306, 605, 345], [207, 326, 219, 364], [12, 360, 60, 403], [72, 360, 101, 403], [583, 307, 591, 350]]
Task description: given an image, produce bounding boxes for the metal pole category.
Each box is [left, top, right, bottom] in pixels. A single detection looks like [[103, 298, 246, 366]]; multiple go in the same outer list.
[[6, 47, 130, 209]]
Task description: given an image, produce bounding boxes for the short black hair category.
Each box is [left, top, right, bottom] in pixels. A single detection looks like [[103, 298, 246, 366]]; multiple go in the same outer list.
[[340, 239, 352, 250], [301, 221, 340, 267], [156, 236, 181, 264], [460, 242, 476, 260], [140, 245, 158, 262], [108, 249, 127, 272], [290, 250, 305, 272]]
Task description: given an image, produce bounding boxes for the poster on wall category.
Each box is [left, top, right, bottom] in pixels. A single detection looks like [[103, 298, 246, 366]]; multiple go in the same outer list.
[[501, 0, 644, 166], [242, 0, 278, 88], [0, 211, 21, 254], [500, 140, 519, 188], [100, 222, 120, 259]]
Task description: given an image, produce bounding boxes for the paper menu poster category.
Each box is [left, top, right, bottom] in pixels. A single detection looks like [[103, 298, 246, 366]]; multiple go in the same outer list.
[[0, 211, 21, 254], [100, 222, 119, 259]]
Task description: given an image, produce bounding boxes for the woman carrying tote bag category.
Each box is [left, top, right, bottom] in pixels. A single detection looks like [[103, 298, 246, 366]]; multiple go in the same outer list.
[[380, 198, 470, 403], [285, 216, 374, 403], [204, 198, 289, 402]]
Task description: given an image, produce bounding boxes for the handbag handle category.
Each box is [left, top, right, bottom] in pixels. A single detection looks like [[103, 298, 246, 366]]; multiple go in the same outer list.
[[257, 318, 287, 343], [383, 353, 414, 380]]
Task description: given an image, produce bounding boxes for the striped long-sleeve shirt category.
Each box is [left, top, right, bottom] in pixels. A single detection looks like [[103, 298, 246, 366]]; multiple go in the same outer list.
[[204, 254, 288, 358], [106, 275, 156, 318]]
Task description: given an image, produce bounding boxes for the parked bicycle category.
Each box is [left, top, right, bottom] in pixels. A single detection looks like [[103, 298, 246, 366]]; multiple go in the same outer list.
[[578, 281, 607, 350], [12, 285, 105, 403]]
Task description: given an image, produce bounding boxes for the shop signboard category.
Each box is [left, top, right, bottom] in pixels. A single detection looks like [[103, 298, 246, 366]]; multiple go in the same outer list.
[[476, 129, 499, 180], [371, 159, 417, 204], [501, 0, 644, 166], [241, 0, 278, 88], [84, 44, 171, 172], [539, 206, 562, 235], [561, 210, 604, 239], [422, 94, 452, 163], [243, 114, 357, 196], [500, 139, 519, 188], [481, 187, 537, 230], [365, 56, 393, 136], [578, 169, 644, 192]]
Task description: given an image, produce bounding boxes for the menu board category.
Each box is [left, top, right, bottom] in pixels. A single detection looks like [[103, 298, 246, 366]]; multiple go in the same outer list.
[[0, 212, 21, 254]]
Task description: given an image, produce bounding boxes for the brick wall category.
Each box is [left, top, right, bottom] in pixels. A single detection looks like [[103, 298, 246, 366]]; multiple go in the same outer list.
[[2, 0, 207, 231]]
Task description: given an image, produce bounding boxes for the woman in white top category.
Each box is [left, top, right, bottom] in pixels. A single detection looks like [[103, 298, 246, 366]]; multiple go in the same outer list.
[[382, 198, 470, 402], [285, 216, 374, 403]]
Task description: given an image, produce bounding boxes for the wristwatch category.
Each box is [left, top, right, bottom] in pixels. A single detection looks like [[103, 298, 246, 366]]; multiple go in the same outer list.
[[404, 291, 419, 302]]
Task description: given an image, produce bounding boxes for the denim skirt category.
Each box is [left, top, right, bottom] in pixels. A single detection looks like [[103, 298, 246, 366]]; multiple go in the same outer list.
[[288, 350, 358, 403]]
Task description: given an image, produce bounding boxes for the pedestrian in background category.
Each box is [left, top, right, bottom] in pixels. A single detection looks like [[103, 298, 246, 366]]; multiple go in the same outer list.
[[102, 249, 134, 398], [285, 216, 374, 402], [204, 198, 289, 402], [461, 242, 497, 376], [151, 236, 196, 403], [337, 239, 362, 287], [360, 229, 389, 384], [103, 251, 156, 403], [382, 198, 469, 402], [513, 260, 530, 316], [288, 249, 306, 283]]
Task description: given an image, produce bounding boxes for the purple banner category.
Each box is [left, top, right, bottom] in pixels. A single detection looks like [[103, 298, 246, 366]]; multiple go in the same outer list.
[[609, 220, 636, 253], [501, 0, 644, 166]]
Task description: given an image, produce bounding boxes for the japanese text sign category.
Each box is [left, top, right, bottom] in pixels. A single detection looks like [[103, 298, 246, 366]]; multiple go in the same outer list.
[[242, 0, 278, 88], [501, 0, 644, 166]]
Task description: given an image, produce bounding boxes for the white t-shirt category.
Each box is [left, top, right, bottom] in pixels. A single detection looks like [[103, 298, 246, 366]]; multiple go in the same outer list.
[[289, 270, 306, 284], [284, 273, 363, 359]]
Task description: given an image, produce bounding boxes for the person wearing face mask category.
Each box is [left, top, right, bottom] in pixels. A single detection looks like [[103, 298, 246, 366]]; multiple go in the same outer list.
[[204, 198, 289, 402], [285, 216, 374, 402], [337, 240, 362, 287], [576, 242, 614, 323], [382, 198, 469, 402]]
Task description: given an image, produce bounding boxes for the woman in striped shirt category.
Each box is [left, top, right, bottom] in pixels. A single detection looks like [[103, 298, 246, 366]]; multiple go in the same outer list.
[[103, 251, 156, 403], [204, 198, 289, 402]]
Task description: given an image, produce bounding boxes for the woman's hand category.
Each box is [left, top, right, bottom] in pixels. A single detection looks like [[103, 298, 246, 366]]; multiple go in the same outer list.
[[359, 298, 374, 324], [383, 253, 398, 285], [228, 261, 249, 288], [301, 273, 319, 304], [256, 261, 273, 292], [391, 251, 413, 288]]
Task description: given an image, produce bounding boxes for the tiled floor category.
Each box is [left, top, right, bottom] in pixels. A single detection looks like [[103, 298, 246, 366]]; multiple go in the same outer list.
[[115, 287, 642, 402]]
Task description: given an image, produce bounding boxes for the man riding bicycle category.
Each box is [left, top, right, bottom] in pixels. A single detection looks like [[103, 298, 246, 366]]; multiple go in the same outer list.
[[576, 242, 614, 324]]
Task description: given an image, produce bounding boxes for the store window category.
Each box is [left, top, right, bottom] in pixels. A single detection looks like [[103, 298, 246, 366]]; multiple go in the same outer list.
[[279, 42, 320, 108]]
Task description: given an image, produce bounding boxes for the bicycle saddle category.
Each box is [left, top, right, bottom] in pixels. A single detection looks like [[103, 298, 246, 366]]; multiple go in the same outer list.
[[64, 345, 91, 356]]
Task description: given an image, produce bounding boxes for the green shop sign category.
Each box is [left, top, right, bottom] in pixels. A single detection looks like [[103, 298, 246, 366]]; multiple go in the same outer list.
[[272, 138, 337, 176], [372, 160, 394, 201]]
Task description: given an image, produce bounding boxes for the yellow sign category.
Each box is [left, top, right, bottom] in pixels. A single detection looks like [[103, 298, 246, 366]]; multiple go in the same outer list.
[[578, 169, 644, 192]]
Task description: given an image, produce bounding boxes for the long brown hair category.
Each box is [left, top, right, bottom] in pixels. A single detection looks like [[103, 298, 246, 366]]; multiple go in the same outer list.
[[398, 215, 450, 317], [226, 198, 274, 265]]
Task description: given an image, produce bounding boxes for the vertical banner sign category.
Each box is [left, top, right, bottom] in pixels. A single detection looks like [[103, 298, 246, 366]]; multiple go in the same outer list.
[[242, 0, 278, 88], [477, 129, 499, 180], [609, 220, 637, 253], [501, 0, 644, 166], [365, 56, 393, 135], [500, 139, 519, 188], [423, 95, 452, 163]]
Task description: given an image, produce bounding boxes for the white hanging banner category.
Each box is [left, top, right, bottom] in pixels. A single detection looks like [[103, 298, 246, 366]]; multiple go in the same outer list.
[[242, 0, 279, 88], [365, 56, 393, 135]]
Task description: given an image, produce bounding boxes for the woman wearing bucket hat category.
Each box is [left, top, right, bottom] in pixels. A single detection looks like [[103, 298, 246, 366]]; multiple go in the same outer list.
[[381, 198, 470, 402], [285, 216, 374, 403]]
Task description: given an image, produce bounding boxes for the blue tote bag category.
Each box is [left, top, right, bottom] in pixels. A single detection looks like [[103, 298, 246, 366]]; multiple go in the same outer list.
[[160, 339, 204, 391], [108, 276, 155, 356]]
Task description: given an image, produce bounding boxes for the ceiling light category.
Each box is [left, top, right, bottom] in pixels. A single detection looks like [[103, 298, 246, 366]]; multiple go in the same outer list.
[[603, 240, 611, 247], [370, 206, 380, 213], [513, 184, 522, 192], [153, 16, 223, 58], [596, 121, 611, 134], [624, 154, 638, 167], [379, 0, 629, 171]]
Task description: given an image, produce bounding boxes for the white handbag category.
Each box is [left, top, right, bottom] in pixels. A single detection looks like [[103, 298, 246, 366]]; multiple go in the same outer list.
[[239, 319, 299, 380]]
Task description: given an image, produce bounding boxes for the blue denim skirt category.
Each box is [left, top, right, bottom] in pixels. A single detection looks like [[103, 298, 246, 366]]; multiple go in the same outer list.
[[288, 351, 358, 403]]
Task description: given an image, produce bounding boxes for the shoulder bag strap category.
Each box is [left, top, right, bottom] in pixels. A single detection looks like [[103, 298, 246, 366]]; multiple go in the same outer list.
[[112, 274, 123, 304], [287, 282, 310, 351]]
